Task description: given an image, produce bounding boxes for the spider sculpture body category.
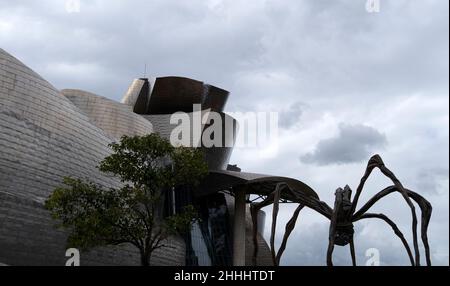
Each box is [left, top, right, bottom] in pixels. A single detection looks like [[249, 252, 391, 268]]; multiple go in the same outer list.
[[250, 155, 432, 266], [330, 186, 354, 247]]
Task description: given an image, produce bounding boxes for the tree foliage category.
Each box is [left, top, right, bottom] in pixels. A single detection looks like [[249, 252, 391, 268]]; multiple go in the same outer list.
[[45, 134, 208, 266]]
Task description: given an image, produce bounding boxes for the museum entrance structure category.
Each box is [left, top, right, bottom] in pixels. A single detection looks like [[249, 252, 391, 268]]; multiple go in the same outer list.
[[200, 154, 433, 267], [199, 170, 330, 266]]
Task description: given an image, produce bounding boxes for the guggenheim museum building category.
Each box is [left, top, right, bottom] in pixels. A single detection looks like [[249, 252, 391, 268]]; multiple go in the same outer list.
[[0, 48, 320, 266]]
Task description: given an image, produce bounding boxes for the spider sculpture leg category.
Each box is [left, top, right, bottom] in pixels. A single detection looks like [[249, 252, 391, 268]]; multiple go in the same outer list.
[[250, 183, 284, 266], [270, 188, 281, 264], [275, 204, 304, 266], [350, 155, 421, 266], [250, 183, 306, 266], [353, 186, 433, 266], [354, 212, 414, 266], [275, 185, 335, 265], [250, 192, 276, 266], [326, 221, 336, 266], [349, 238, 356, 266], [326, 187, 343, 266]]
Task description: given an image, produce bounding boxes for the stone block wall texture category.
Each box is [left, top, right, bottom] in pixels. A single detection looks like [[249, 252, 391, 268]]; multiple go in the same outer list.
[[0, 48, 185, 266]]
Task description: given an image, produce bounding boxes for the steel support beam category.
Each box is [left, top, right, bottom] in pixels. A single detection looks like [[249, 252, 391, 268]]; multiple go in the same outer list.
[[233, 188, 247, 266]]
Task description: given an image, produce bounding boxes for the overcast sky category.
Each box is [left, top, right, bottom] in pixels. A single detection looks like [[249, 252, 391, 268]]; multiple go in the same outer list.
[[0, 0, 448, 266]]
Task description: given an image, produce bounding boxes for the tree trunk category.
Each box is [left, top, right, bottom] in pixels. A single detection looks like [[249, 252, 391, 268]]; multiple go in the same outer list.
[[140, 250, 151, 266]]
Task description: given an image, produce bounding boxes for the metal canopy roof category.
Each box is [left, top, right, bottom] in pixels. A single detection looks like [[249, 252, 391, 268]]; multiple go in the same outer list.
[[197, 170, 333, 219], [198, 170, 318, 200]]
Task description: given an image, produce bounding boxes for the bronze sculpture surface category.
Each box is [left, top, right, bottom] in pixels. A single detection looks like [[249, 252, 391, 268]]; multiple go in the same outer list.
[[250, 155, 432, 266]]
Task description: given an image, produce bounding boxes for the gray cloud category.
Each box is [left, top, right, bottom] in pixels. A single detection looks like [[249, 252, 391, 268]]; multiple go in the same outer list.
[[300, 124, 387, 165], [415, 168, 449, 195], [279, 102, 305, 129], [1, 0, 447, 105]]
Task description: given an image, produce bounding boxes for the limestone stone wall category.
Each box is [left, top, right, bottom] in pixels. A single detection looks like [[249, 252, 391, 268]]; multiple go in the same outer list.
[[0, 48, 185, 266]]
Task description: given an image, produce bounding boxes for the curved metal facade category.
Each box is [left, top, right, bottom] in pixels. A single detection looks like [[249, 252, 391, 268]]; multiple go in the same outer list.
[[62, 89, 154, 140], [0, 48, 275, 266], [0, 49, 184, 266], [143, 111, 237, 171], [131, 76, 229, 115]]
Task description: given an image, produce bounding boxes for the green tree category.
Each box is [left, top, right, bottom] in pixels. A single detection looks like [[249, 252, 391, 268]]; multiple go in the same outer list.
[[45, 134, 208, 266]]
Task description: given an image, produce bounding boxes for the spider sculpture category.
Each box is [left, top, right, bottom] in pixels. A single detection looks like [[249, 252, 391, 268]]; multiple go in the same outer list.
[[250, 155, 432, 266]]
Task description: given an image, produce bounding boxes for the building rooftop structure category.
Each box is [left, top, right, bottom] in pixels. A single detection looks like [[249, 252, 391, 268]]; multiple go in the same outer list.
[[0, 48, 319, 266]]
